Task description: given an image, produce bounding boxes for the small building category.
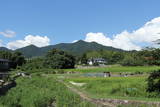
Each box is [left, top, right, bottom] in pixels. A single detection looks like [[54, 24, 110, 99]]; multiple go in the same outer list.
[[104, 72, 111, 77], [0, 59, 10, 72], [88, 58, 107, 66]]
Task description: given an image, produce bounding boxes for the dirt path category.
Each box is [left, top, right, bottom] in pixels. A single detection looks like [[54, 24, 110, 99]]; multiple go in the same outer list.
[[59, 80, 116, 107], [59, 80, 160, 107]]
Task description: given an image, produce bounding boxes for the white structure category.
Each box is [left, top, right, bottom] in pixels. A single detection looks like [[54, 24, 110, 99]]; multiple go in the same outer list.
[[88, 58, 107, 65]]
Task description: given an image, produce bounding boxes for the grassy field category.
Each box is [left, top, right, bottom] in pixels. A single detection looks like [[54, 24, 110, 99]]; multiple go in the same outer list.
[[0, 74, 94, 107], [65, 76, 160, 101], [64, 66, 160, 73], [1, 66, 160, 107]]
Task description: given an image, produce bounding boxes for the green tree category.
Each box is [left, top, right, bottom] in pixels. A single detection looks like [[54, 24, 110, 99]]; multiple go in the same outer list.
[[138, 48, 160, 65], [109, 51, 124, 64], [81, 53, 88, 65], [0, 51, 12, 60], [21, 57, 44, 71], [12, 51, 26, 67], [44, 49, 75, 69], [147, 70, 160, 94], [120, 53, 144, 66], [0, 51, 26, 68]]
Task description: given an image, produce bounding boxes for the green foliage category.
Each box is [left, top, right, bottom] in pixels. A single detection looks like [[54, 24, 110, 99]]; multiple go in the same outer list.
[[86, 50, 102, 59], [108, 51, 124, 64], [81, 53, 88, 64], [20, 57, 44, 71], [84, 50, 125, 65], [120, 54, 144, 66], [0, 51, 26, 69], [82, 48, 160, 66], [0, 51, 13, 60], [11, 51, 26, 67], [147, 69, 160, 95], [0, 75, 94, 107], [150, 49, 160, 65], [44, 49, 75, 69], [138, 48, 160, 65]]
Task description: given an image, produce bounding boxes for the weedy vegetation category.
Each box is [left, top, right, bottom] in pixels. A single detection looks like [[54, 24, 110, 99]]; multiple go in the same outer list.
[[0, 74, 94, 107], [66, 76, 160, 101]]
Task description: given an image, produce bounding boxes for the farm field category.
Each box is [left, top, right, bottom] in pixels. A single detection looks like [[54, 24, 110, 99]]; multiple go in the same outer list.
[[64, 66, 160, 73], [65, 76, 160, 107], [62, 66, 160, 106], [1, 66, 160, 107]]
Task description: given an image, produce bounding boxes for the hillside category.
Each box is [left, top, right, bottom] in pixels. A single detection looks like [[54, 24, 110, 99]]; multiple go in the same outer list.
[[1, 40, 124, 58], [16, 45, 43, 58], [50, 40, 123, 54], [0, 47, 12, 52]]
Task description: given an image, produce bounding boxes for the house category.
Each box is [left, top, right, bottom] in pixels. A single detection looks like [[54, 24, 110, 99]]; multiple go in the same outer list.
[[0, 59, 10, 72], [88, 58, 107, 65]]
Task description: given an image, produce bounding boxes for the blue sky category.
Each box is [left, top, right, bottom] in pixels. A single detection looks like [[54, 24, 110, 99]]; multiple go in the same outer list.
[[0, 0, 160, 50]]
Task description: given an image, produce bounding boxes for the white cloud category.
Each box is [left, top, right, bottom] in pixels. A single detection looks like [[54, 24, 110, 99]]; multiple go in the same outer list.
[[85, 17, 160, 50], [72, 40, 78, 43], [0, 40, 3, 47], [0, 30, 16, 38], [7, 35, 50, 50]]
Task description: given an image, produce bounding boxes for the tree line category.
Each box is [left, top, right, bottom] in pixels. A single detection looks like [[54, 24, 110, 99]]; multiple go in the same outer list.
[[79, 48, 160, 66], [0, 51, 26, 69], [1, 48, 160, 70]]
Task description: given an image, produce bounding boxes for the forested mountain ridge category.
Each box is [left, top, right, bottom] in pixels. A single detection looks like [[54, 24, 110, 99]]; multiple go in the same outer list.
[[0, 47, 12, 52], [0, 40, 124, 58]]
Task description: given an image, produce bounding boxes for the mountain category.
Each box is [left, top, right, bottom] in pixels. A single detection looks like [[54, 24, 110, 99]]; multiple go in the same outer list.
[[16, 45, 43, 58], [0, 47, 12, 51], [8, 40, 124, 58], [45, 40, 123, 55]]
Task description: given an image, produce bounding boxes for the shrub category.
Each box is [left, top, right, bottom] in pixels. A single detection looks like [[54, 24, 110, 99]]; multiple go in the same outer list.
[[147, 69, 160, 95]]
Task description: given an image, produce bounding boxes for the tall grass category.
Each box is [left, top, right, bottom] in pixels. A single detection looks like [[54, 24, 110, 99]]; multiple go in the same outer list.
[[0, 75, 95, 107], [66, 76, 160, 101]]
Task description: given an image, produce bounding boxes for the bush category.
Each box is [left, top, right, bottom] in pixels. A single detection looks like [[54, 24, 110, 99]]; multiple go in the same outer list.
[[20, 58, 44, 71], [147, 69, 160, 95]]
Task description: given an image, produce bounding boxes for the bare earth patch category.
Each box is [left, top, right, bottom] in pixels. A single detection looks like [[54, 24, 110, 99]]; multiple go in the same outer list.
[[69, 81, 86, 87]]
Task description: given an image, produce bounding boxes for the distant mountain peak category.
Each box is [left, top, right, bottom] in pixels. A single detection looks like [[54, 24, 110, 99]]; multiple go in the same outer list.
[[0, 40, 124, 58], [75, 40, 100, 45], [74, 40, 86, 43], [17, 45, 39, 50], [77, 40, 85, 42], [26, 44, 38, 48], [0, 47, 12, 51]]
